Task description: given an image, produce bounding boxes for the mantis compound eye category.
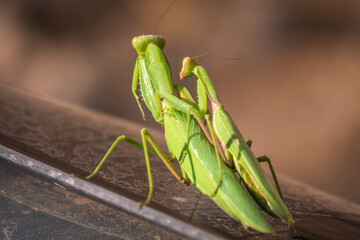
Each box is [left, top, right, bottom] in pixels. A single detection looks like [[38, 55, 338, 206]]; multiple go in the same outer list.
[[131, 37, 139, 48], [180, 57, 197, 80]]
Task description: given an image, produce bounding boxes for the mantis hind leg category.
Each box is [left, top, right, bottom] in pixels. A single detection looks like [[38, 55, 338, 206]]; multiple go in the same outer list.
[[246, 139, 284, 201], [257, 155, 284, 201]]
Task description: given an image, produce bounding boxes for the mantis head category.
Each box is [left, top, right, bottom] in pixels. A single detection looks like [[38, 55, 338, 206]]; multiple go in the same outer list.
[[132, 35, 166, 56], [180, 57, 199, 80]]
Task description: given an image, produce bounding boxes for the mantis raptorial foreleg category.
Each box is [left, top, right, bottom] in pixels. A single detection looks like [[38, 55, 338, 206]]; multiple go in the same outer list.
[[132, 59, 146, 120]]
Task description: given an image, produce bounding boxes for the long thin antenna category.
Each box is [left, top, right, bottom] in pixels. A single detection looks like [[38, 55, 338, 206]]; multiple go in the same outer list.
[[192, 45, 238, 59], [197, 57, 260, 63], [152, 0, 176, 33], [113, 0, 143, 33]]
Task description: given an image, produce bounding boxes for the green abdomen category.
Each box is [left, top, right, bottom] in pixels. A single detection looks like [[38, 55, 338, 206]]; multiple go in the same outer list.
[[164, 108, 275, 233], [213, 106, 293, 223]]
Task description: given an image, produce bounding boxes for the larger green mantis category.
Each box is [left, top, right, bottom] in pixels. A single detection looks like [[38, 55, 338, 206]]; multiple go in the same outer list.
[[180, 56, 294, 228]]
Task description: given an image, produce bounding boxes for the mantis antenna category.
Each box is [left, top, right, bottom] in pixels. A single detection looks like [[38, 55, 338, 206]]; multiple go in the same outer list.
[[196, 57, 260, 63], [112, 0, 144, 33], [191, 45, 260, 63], [192, 45, 238, 60], [152, 0, 177, 33]]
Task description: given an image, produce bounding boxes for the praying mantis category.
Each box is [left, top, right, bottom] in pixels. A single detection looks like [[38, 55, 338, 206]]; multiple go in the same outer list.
[[82, 34, 276, 234], [180, 56, 295, 229], [75, 0, 300, 236]]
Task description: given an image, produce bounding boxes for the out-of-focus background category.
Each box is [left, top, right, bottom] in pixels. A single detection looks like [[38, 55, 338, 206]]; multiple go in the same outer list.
[[0, 0, 359, 203]]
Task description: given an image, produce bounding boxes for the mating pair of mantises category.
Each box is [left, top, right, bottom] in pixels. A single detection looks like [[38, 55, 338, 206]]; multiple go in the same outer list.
[[75, 33, 302, 236]]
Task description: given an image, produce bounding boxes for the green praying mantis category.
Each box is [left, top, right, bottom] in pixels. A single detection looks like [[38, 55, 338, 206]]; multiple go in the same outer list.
[[74, 0, 301, 236], [180, 56, 295, 228], [82, 34, 278, 234]]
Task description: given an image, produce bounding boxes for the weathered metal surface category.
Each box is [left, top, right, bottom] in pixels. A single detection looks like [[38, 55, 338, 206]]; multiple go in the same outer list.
[[0, 83, 360, 239], [0, 160, 187, 240]]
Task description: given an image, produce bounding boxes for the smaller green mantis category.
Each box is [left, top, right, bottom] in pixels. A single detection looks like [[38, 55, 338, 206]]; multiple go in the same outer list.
[[180, 56, 295, 228]]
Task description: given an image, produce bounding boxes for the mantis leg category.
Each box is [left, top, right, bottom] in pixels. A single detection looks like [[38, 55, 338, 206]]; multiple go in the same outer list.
[[173, 80, 207, 118], [196, 79, 208, 117], [79, 134, 170, 180], [247, 139, 284, 200], [139, 128, 190, 206], [178, 110, 191, 165], [174, 84, 198, 110], [132, 59, 146, 120], [75, 130, 190, 206], [257, 156, 284, 201], [160, 91, 212, 144]]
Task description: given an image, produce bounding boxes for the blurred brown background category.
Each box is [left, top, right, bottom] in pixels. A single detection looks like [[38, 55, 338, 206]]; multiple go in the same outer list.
[[0, 0, 359, 203]]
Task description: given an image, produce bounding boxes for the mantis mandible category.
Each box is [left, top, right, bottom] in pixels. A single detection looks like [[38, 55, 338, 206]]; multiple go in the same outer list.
[[180, 56, 295, 229]]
